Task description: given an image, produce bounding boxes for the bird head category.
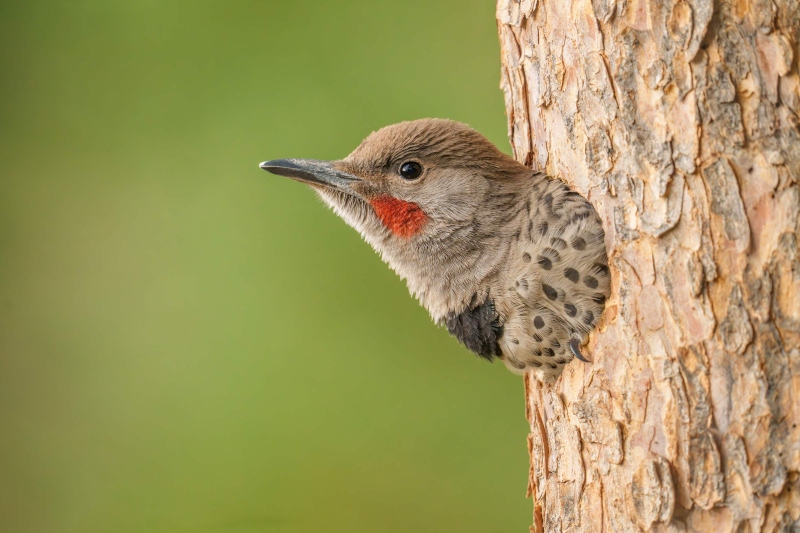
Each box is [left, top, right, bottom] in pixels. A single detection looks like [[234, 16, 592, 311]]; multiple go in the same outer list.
[[260, 119, 530, 320]]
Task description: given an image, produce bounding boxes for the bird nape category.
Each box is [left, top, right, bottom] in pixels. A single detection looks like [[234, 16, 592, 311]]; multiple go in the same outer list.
[[260, 118, 610, 381]]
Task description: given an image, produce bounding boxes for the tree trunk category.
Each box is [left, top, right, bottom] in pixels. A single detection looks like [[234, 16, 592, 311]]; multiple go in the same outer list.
[[496, 0, 800, 531]]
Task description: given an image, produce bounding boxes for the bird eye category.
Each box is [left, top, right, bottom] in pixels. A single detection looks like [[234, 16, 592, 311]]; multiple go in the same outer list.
[[399, 161, 422, 180]]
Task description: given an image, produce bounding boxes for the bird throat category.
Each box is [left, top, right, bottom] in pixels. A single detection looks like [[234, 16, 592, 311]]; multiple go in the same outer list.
[[369, 195, 427, 238]]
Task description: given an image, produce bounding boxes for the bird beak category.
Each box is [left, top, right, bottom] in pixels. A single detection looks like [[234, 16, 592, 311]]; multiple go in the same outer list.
[[259, 158, 360, 192]]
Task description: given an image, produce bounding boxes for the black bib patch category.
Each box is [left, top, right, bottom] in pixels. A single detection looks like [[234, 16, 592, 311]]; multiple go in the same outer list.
[[445, 297, 503, 361]]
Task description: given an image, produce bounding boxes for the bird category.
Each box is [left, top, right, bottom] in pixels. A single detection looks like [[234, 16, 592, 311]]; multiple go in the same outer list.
[[260, 119, 610, 380]]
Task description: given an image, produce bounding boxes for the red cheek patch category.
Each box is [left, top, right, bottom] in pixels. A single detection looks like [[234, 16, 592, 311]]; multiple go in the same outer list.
[[369, 195, 428, 238]]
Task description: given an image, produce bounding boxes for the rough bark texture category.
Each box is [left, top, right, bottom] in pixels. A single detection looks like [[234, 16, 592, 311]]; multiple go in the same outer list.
[[497, 0, 800, 531]]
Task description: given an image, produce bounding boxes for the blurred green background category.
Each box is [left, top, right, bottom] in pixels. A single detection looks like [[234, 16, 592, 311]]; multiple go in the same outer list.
[[0, 2, 529, 532]]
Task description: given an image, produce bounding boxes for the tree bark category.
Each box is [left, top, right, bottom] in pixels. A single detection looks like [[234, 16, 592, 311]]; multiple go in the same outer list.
[[497, 1, 800, 531]]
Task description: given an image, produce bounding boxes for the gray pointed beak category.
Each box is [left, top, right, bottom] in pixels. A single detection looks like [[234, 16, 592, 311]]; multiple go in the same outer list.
[[259, 158, 360, 192]]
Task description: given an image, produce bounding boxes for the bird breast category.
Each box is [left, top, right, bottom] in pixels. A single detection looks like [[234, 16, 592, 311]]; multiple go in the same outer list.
[[493, 177, 611, 379]]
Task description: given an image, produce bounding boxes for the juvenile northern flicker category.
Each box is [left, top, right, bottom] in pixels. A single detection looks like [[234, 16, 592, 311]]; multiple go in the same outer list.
[[260, 119, 610, 380]]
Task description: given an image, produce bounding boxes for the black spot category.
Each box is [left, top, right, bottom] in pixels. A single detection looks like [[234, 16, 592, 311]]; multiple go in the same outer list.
[[522, 253, 531, 263], [570, 211, 591, 224], [548, 363, 558, 369], [584, 276, 598, 289], [593, 263, 609, 276], [445, 296, 503, 361], [592, 293, 607, 305], [531, 361, 542, 367], [538, 256, 552, 270], [555, 358, 567, 364], [583, 311, 594, 325], [518, 279, 529, 290], [542, 284, 558, 300], [550, 237, 567, 249], [510, 338, 519, 344], [551, 339, 561, 348], [543, 193, 554, 208], [571, 236, 587, 250], [533, 348, 542, 356], [564, 268, 580, 283], [564, 191, 581, 199], [538, 221, 549, 235], [508, 358, 525, 369], [543, 348, 555, 357], [564, 303, 578, 317], [542, 248, 560, 261], [533, 333, 543, 342], [533, 316, 545, 329], [527, 221, 534, 236]]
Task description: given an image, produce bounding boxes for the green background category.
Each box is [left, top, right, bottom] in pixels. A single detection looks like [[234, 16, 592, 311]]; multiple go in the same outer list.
[[0, 2, 530, 532]]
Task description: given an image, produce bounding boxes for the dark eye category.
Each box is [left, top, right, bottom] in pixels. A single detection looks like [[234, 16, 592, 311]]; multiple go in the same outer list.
[[399, 161, 422, 180]]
